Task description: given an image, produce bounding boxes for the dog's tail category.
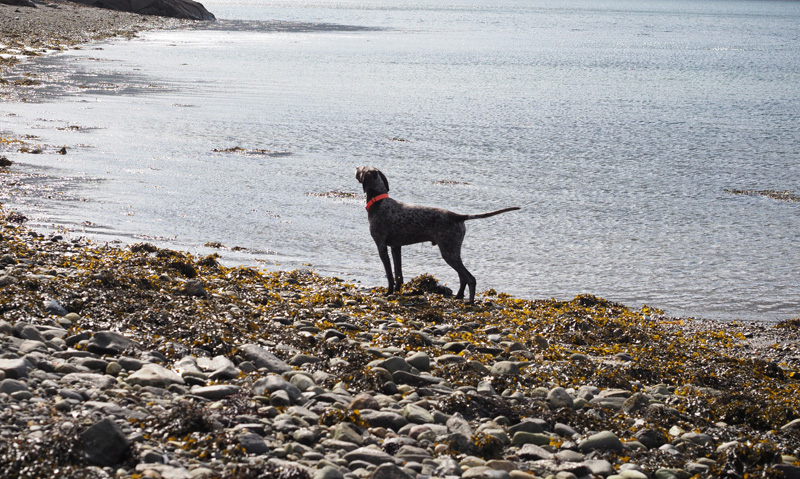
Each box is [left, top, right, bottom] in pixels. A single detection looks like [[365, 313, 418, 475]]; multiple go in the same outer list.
[[461, 207, 520, 221]]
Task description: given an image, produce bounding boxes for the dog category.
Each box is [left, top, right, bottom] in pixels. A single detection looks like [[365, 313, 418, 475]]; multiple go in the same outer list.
[[355, 166, 519, 303]]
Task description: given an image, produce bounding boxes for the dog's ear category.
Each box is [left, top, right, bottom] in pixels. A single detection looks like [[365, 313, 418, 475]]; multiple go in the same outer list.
[[355, 167, 365, 183], [378, 170, 389, 192]]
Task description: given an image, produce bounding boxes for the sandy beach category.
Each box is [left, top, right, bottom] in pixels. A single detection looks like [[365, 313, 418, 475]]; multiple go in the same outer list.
[[1, 3, 800, 479]]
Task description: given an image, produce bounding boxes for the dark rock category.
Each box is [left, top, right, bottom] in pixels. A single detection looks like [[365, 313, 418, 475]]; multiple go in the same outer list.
[[13, 322, 45, 342], [774, 464, 800, 479], [0, 378, 28, 394], [391, 370, 441, 386], [81, 417, 131, 466], [238, 432, 268, 455], [359, 410, 409, 431], [635, 427, 668, 449], [87, 331, 140, 355], [0, 0, 36, 6], [192, 385, 240, 400], [118, 356, 146, 371]]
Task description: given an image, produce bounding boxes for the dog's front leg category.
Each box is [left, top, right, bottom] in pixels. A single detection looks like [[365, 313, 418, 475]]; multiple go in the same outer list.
[[377, 245, 394, 295], [391, 246, 403, 291]]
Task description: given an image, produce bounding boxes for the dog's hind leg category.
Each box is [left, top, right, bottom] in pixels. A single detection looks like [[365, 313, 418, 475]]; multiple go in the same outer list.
[[439, 244, 477, 303], [377, 245, 395, 295], [391, 246, 404, 291]]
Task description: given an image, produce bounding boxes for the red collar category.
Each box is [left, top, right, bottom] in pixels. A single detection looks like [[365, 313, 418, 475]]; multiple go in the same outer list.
[[366, 193, 389, 211]]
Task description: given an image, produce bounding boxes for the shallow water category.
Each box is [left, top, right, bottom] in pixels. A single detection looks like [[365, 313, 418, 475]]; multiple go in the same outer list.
[[2, 0, 799, 321]]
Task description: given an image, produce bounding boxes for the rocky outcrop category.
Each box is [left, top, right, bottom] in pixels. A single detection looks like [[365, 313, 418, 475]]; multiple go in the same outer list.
[[70, 0, 216, 21], [0, 0, 37, 7]]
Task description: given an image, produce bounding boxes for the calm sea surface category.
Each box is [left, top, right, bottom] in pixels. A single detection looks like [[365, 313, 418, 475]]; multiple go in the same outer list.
[[2, 0, 799, 321]]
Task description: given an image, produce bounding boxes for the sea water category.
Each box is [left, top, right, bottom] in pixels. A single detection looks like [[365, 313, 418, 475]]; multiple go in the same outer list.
[[2, 0, 799, 321]]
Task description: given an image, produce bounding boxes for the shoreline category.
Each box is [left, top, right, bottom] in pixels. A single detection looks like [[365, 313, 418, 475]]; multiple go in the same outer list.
[[1, 0, 186, 100], [1, 198, 799, 479], [2, 4, 800, 479]]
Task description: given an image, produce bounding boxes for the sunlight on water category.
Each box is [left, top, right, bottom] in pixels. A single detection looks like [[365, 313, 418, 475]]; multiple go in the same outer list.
[[2, 0, 799, 321]]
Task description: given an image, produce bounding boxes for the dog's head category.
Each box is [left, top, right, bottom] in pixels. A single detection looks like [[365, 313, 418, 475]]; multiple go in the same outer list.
[[355, 166, 390, 194]]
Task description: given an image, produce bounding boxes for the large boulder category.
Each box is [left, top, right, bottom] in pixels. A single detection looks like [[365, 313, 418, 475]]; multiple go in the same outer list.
[[72, 0, 216, 21]]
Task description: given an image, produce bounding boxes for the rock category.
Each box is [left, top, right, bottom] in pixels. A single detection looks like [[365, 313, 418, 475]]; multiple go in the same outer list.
[[635, 428, 668, 449], [406, 351, 430, 371], [81, 417, 131, 466], [127, 364, 184, 388], [61, 372, 117, 390], [517, 443, 554, 460], [447, 413, 473, 436], [290, 373, 316, 392], [547, 387, 574, 409], [490, 361, 520, 375], [343, 446, 397, 466], [509, 419, 546, 435], [269, 389, 291, 407], [238, 432, 268, 455], [135, 464, 192, 479], [403, 403, 434, 424], [511, 432, 551, 446], [0, 378, 28, 394], [331, 422, 364, 445], [43, 298, 68, 316], [370, 463, 414, 479], [584, 459, 615, 477], [192, 384, 240, 400], [618, 469, 649, 479], [462, 466, 511, 479], [392, 370, 440, 386], [394, 445, 432, 462], [315, 466, 344, 479], [350, 392, 381, 410], [554, 422, 578, 438], [680, 432, 713, 446], [360, 410, 408, 431], [578, 431, 624, 453], [240, 344, 292, 373], [253, 375, 302, 403], [0, 0, 36, 8], [621, 392, 651, 414], [199, 355, 240, 380], [0, 357, 31, 379], [774, 465, 800, 479], [13, 322, 46, 342], [87, 331, 140, 355], [289, 353, 322, 366], [374, 356, 413, 374]]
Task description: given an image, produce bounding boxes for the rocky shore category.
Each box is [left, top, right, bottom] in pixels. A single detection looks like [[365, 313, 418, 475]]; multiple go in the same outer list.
[[2, 5, 800, 479], [0, 202, 799, 479]]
